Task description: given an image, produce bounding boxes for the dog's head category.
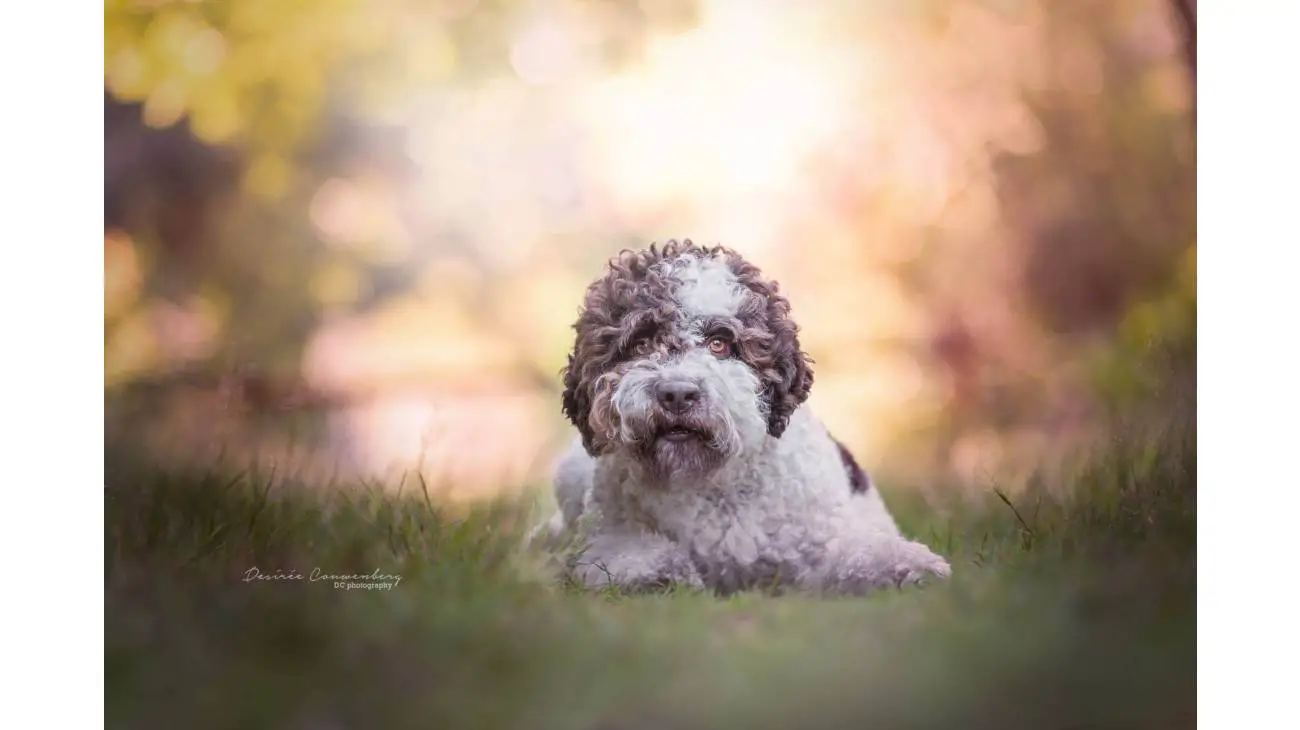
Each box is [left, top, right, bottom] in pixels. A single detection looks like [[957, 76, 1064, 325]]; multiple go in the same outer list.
[[560, 240, 813, 483]]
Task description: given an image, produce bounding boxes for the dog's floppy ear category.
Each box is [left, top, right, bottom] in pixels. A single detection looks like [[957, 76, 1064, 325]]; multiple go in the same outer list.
[[723, 249, 815, 439], [560, 353, 597, 454], [763, 304, 814, 438]]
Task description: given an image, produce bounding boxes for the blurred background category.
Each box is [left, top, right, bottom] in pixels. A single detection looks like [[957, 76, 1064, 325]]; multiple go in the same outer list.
[[104, 0, 1196, 499]]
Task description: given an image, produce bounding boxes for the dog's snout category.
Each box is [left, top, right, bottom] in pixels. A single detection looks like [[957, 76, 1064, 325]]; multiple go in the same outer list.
[[655, 379, 701, 413]]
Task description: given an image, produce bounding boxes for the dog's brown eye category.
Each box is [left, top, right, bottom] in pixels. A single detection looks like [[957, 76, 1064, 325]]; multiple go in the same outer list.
[[706, 337, 733, 358], [633, 339, 654, 356]]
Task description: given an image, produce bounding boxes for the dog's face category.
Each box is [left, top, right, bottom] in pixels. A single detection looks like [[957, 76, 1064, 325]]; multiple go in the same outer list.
[[561, 240, 813, 483]]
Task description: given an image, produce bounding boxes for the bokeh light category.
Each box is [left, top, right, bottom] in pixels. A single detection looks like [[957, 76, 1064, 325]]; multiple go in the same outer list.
[[105, 0, 1196, 496]]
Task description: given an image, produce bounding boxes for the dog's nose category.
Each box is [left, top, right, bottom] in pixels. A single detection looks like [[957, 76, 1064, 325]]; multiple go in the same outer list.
[[655, 379, 701, 413]]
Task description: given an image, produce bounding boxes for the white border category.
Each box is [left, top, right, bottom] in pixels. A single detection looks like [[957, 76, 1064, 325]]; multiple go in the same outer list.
[[1199, 1, 1300, 729], [0, 2, 1260, 728], [0, 4, 104, 728]]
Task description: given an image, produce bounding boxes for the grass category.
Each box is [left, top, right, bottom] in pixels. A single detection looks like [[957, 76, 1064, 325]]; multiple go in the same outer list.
[[105, 417, 1194, 730]]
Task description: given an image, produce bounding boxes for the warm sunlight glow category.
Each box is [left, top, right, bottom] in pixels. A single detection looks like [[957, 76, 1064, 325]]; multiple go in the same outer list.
[[580, 3, 851, 204], [346, 1, 873, 479]]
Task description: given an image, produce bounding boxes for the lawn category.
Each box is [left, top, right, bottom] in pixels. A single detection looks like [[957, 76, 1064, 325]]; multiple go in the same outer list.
[[104, 415, 1194, 730]]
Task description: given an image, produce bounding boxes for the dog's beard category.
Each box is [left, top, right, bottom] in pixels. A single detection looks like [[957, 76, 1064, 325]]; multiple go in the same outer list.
[[636, 411, 733, 484], [598, 388, 742, 485]]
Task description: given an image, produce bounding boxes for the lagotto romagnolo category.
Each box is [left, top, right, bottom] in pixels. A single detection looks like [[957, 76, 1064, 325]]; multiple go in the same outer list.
[[533, 240, 951, 596]]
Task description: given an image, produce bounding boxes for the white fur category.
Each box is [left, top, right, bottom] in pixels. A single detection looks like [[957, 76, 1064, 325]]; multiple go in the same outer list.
[[667, 254, 747, 321], [553, 407, 949, 595]]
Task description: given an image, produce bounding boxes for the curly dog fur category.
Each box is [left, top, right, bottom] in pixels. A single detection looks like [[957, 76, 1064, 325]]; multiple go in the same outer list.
[[536, 240, 951, 596]]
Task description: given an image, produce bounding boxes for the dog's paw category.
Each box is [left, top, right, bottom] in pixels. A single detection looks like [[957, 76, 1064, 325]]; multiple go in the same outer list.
[[822, 539, 952, 596], [887, 541, 952, 588], [567, 547, 703, 594], [622, 570, 705, 595], [571, 564, 702, 594]]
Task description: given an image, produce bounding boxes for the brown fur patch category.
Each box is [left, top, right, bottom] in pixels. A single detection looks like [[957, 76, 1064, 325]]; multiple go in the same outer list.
[[832, 437, 873, 494]]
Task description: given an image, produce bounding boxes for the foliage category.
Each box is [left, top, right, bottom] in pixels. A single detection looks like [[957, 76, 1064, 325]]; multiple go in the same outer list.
[[104, 0, 698, 376], [1091, 244, 1196, 408], [104, 0, 1196, 480], [105, 0, 689, 176]]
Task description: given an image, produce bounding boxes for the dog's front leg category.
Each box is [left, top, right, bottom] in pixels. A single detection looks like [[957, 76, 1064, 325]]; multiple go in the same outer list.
[[815, 535, 952, 596], [567, 531, 703, 593]]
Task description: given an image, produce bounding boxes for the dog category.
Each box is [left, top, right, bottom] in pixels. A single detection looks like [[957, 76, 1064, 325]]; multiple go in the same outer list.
[[534, 240, 951, 596]]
